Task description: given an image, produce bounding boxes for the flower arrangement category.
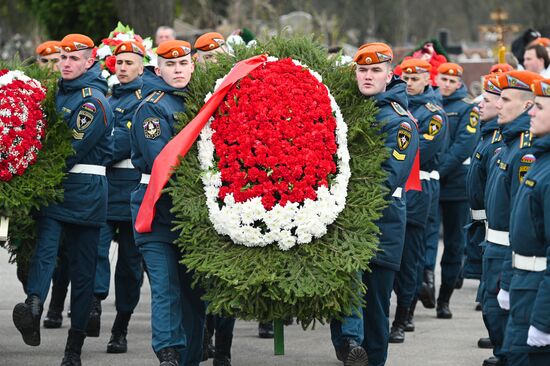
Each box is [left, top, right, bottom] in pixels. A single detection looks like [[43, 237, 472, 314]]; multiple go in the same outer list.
[[0, 70, 47, 181], [96, 22, 154, 87], [168, 36, 389, 327], [198, 57, 350, 250]]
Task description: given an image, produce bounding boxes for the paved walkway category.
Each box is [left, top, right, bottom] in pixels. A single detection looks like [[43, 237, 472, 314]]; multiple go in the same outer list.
[[0, 243, 491, 366]]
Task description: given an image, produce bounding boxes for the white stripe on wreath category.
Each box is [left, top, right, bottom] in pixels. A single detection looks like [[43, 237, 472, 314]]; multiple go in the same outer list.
[[198, 57, 350, 250]]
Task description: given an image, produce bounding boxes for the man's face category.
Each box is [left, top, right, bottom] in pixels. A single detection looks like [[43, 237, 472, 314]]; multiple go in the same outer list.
[[115, 53, 144, 84], [496, 89, 532, 124], [196, 48, 225, 64], [401, 72, 430, 96], [529, 97, 550, 136], [155, 54, 195, 88], [478, 92, 500, 121], [355, 62, 392, 96], [155, 29, 175, 46], [37, 53, 61, 71], [523, 49, 544, 73], [59, 49, 94, 80], [436, 74, 462, 96]]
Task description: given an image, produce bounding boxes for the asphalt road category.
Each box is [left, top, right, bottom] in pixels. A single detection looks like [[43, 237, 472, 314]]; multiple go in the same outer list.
[[0, 242, 491, 366]]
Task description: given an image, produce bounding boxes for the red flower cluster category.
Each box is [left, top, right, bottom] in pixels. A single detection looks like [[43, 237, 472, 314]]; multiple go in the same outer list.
[[104, 55, 116, 73], [0, 70, 47, 181], [212, 59, 338, 210]]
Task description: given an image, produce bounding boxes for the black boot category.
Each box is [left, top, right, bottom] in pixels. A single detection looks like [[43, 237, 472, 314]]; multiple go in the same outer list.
[[213, 331, 233, 366], [335, 338, 368, 366], [418, 269, 436, 308], [60, 328, 85, 366], [44, 285, 68, 329], [201, 317, 215, 361], [477, 337, 493, 349], [483, 356, 504, 366], [13, 294, 42, 346], [389, 305, 408, 343], [258, 322, 274, 338], [86, 296, 101, 337], [436, 283, 454, 319], [404, 298, 416, 332], [157, 347, 179, 366], [106, 312, 131, 353]]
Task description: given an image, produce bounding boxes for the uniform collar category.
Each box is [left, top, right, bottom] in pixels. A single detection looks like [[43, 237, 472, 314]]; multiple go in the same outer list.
[[58, 62, 107, 95], [481, 116, 499, 136], [441, 84, 468, 103], [500, 109, 531, 143], [111, 77, 143, 98]]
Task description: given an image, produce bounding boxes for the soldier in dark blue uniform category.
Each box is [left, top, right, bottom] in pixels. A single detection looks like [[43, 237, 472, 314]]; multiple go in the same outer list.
[[12, 33, 113, 365], [390, 58, 447, 343], [130, 40, 205, 366], [464, 73, 506, 352], [330, 42, 419, 366], [501, 78, 550, 366], [422, 63, 480, 319], [481, 70, 542, 366], [89, 40, 146, 353]]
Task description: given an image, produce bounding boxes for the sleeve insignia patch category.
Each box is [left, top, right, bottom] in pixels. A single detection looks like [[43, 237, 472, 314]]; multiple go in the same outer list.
[[391, 101, 408, 116], [520, 154, 536, 164], [392, 149, 406, 161], [397, 126, 412, 151], [143, 117, 161, 139], [469, 107, 480, 127], [82, 102, 96, 114], [518, 165, 530, 183], [76, 110, 94, 131], [428, 115, 443, 136], [72, 129, 84, 140]]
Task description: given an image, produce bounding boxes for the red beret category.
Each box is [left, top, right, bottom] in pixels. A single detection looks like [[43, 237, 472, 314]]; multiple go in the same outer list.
[[489, 63, 513, 75], [156, 40, 192, 59], [36, 41, 61, 56], [114, 41, 145, 56], [497, 70, 542, 92], [483, 75, 502, 95], [194, 32, 225, 51], [354, 42, 393, 65], [60, 34, 94, 52], [531, 78, 550, 97], [399, 58, 431, 74], [437, 63, 463, 77]]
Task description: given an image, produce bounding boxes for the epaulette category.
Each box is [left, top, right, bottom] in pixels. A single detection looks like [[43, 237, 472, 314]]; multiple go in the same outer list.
[[81, 87, 92, 98], [519, 131, 532, 149], [491, 130, 502, 144], [424, 102, 440, 113], [135, 89, 142, 100], [462, 97, 474, 104], [145, 91, 165, 104], [391, 101, 408, 116]]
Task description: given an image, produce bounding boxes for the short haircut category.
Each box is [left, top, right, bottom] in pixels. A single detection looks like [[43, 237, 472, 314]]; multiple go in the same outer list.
[[525, 44, 550, 68], [156, 26, 175, 37]]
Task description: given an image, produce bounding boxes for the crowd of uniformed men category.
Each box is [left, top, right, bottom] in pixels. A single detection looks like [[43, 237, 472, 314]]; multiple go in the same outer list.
[[9, 24, 550, 366]]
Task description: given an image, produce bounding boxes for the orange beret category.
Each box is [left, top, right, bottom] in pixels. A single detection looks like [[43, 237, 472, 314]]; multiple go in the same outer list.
[[60, 34, 94, 52], [483, 75, 502, 95], [156, 40, 192, 59], [437, 63, 463, 77], [36, 41, 61, 56], [529, 37, 550, 48], [489, 63, 513, 75], [114, 41, 145, 56], [399, 58, 431, 74], [496, 71, 542, 92], [194, 32, 225, 51], [531, 78, 550, 97], [354, 42, 393, 65]]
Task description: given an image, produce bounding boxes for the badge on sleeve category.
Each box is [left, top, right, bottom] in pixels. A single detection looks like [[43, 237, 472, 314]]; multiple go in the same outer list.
[[143, 117, 161, 139], [467, 106, 479, 134], [76, 109, 94, 131], [428, 115, 443, 136], [397, 122, 412, 151]]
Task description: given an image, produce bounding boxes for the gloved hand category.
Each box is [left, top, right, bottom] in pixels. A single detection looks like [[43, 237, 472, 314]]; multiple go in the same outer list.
[[497, 289, 510, 310], [527, 326, 550, 347]]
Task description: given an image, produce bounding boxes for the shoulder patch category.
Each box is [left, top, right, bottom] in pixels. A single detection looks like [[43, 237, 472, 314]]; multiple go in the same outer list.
[[520, 131, 532, 148], [76, 109, 94, 131], [491, 130, 502, 144], [397, 123, 412, 151], [135, 89, 142, 100], [425, 102, 439, 113], [521, 154, 536, 164], [462, 97, 474, 104], [392, 149, 406, 161], [81, 87, 92, 98], [146, 91, 165, 104], [143, 117, 161, 139], [518, 165, 531, 183], [72, 129, 84, 140], [467, 106, 479, 134], [391, 101, 408, 116], [82, 102, 96, 114], [428, 115, 443, 136]]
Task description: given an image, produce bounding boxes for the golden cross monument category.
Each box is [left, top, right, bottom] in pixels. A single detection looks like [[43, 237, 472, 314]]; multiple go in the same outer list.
[[479, 7, 521, 63]]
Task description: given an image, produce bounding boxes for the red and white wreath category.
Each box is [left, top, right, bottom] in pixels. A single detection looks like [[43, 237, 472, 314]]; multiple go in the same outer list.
[[0, 70, 47, 182], [198, 57, 350, 250]]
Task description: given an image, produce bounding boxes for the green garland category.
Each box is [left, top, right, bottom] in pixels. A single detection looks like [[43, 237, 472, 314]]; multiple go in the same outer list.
[[0, 60, 73, 276], [169, 36, 389, 328]]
